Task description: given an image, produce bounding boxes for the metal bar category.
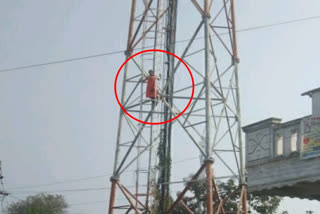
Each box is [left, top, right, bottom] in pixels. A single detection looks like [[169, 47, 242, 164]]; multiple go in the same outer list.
[[210, 26, 233, 56], [108, 180, 117, 214], [133, 7, 169, 48], [127, 94, 146, 108], [130, 0, 154, 49], [190, 0, 205, 15], [116, 182, 141, 214], [213, 119, 237, 148], [210, 0, 230, 25], [179, 201, 195, 214], [161, 98, 206, 156], [164, 95, 221, 101], [168, 163, 206, 213], [204, 0, 213, 160], [173, 21, 203, 73], [184, 120, 207, 128], [222, 0, 234, 55], [184, 60, 205, 79], [186, 106, 205, 114], [205, 160, 214, 214], [112, 0, 137, 176], [132, 58, 149, 77], [184, 48, 205, 58], [171, 102, 205, 141], [115, 103, 158, 175], [231, 0, 245, 185], [210, 99, 218, 129], [125, 100, 151, 110], [158, 20, 204, 110], [213, 151, 238, 177], [241, 185, 248, 214], [127, 73, 142, 81], [236, 184, 244, 214], [209, 39, 240, 172], [215, 149, 238, 152], [211, 71, 235, 150], [212, 177, 225, 214], [127, 109, 236, 118], [209, 0, 213, 11], [124, 115, 149, 146], [127, 0, 137, 50], [122, 185, 147, 209], [123, 79, 143, 108], [183, 85, 205, 126], [173, 82, 203, 94], [211, 64, 232, 86], [230, 0, 239, 61], [234, 64, 245, 182], [119, 132, 160, 175], [210, 25, 231, 29], [125, 207, 132, 214]]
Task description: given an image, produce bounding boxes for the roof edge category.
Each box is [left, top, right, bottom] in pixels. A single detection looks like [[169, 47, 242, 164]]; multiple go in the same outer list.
[[301, 87, 320, 97]]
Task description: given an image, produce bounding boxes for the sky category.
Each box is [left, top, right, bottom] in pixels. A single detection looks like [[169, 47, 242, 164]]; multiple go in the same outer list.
[[0, 0, 320, 214]]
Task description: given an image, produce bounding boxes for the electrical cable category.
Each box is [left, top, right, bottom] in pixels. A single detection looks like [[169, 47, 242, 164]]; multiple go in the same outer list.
[[0, 15, 319, 73], [8, 174, 236, 195], [6, 156, 199, 190]]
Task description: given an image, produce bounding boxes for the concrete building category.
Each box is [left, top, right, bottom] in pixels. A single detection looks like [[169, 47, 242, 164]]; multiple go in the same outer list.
[[243, 87, 320, 200]]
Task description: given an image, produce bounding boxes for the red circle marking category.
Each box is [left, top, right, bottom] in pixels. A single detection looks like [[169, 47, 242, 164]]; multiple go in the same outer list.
[[114, 49, 194, 125]]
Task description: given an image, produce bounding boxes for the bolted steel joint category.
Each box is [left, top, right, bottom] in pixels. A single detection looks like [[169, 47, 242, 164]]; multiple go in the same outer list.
[[124, 49, 132, 57], [110, 175, 119, 182], [232, 57, 240, 64], [202, 13, 211, 19], [204, 157, 214, 164]]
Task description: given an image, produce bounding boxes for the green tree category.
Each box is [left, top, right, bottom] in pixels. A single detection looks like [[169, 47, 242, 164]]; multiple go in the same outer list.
[[306, 211, 314, 214], [172, 178, 281, 214], [249, 192, 281, 214], [6, 193, 67, 214]]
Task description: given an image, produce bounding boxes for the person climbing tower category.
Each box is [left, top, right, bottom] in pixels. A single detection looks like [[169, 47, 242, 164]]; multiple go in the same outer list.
[[144, 69, 161, 100]]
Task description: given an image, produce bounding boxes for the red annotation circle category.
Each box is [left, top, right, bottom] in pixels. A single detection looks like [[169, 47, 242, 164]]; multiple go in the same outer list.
[[114, 49, 194, 125]]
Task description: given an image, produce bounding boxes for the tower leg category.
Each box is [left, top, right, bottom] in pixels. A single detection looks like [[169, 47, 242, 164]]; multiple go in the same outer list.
[[242, 185, 248, 214], [205, 159, 214, 214], [108, 179, 117, 214]]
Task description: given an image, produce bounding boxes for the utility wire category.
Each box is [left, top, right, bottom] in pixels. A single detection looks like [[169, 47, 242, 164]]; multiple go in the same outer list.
[[6, 174, 109, 190], [10, 187, 108, 194], [0, 15, 319, 73], [68, 200, 109, 207], [9, 174, 236, 195], [0, 50, 124, 73], [6, 156, 199, 190]]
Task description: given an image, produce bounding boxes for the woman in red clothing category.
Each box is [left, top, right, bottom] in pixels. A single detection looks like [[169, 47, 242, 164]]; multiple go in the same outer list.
[[145, 70, 160, 100], [143, 70, 162, 108]]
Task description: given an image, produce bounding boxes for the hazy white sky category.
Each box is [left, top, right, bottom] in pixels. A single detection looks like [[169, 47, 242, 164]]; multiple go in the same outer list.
[[0, 0, 320, 214]]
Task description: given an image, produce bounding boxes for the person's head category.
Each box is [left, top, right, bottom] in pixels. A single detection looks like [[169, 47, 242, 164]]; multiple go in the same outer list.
[[148, 69, 154, 76]]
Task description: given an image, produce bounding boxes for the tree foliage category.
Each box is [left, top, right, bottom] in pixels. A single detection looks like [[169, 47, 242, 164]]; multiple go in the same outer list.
[[6, 193, 67, 214], [172, 177, 281, 214], [249, 192, 281, 214]]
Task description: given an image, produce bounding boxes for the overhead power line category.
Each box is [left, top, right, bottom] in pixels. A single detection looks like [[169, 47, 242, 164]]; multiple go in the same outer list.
[[10, 187, 108, 194], [6, 174, 109, 190], [0, 50, 125, 73], [0, 15, 319, 73], [9, 174, 236, 195], [6, 156, 199, 190], [68, 200, 109, 207]]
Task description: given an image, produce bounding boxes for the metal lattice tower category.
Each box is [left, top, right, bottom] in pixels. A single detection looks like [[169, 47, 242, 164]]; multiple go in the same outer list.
[[0, 161, 8, 213], [109, 0, 247, 213]]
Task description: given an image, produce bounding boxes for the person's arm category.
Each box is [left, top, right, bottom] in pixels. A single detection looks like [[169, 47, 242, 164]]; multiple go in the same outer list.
[[142, 76, 148, 83]]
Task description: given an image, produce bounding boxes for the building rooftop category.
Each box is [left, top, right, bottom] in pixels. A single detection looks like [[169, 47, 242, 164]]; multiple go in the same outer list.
[[301, 87, 320, 97]]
